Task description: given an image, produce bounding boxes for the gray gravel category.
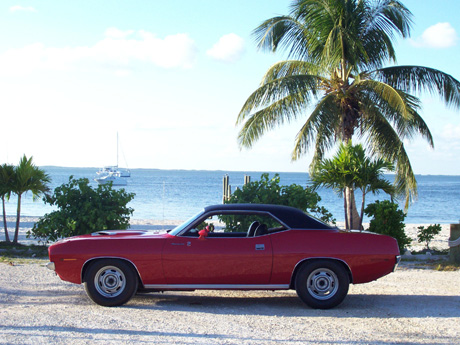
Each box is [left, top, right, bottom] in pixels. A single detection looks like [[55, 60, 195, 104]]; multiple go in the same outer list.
[[0, 260, 459, 345]]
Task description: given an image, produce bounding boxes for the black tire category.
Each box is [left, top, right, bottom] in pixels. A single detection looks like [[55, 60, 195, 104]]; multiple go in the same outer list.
[[84, 259, 138, 307], [295, 260, 349, 309]]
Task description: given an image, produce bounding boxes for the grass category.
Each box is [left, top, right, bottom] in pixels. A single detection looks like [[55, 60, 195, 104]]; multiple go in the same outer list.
[[0, 241, 48, 264], [409, 248, 449, 255], [433, 261, 460, 271]]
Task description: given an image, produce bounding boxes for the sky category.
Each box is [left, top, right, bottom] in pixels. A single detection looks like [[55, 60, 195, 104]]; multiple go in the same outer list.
[[0, 0, 459, 174]]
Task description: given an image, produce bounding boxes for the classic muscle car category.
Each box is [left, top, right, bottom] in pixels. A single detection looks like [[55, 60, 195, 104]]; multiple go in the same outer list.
[[46, 204, 401, 309]]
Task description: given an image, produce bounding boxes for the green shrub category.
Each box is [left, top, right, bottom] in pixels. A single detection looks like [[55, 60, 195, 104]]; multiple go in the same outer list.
[[27, 177, 135, 243], [417, 224, 442, 250], [223, 173, 335, 231], [364, 200, 410, 253]]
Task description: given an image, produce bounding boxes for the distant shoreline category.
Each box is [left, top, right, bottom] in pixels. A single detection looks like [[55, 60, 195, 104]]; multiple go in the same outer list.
[[38, 165, 460, 177]]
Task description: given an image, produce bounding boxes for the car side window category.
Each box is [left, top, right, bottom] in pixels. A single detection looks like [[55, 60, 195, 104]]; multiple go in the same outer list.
[[180, 212, 288, 237]]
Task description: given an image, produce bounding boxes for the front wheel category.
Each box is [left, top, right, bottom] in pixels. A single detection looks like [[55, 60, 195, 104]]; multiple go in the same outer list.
[[295, 260, 349, 309], [84, 259, 138, 307]]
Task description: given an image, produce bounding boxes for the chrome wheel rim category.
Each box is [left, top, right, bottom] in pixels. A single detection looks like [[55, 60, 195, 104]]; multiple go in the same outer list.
[[307, 268, 339, 300], [94, 266, 126, 298]]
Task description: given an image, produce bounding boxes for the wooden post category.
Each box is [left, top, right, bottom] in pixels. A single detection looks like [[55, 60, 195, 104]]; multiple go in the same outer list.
[[226, 184, 231, 202], [449, 223, 460, 263], [244, 175, 251, 185], [223, 175, 229, 203]]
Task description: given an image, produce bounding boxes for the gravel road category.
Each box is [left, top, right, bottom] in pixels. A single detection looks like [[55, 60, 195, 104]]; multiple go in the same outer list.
[[1, 260, 459, 345]]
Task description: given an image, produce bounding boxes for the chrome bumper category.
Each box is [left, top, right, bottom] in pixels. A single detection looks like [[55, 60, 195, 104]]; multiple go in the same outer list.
[[393, 255, 401, 272], [46, 262, 55, 271]]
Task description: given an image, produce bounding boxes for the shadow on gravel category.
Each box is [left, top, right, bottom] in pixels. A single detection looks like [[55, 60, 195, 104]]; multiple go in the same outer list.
[[126, 292, 460, 318], [0, 287, 88, 306], [0, 324, 253, 344]]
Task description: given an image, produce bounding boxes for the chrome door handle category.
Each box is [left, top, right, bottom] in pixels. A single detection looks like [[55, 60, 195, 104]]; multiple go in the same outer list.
[[255, 244, 265, 250]]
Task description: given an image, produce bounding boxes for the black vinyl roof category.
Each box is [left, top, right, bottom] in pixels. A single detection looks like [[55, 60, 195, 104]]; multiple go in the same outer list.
[[204, 204, 332, 230]]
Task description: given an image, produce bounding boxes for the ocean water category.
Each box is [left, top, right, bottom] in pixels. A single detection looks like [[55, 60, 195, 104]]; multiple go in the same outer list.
[[3, 166, 460, 224]]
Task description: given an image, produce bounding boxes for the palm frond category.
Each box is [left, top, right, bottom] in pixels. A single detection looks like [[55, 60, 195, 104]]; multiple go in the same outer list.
[[292, 93, 340, 163], [360, 108, 417, 208], [252, 15, 322, 63], [355, 79, 434, 146], [354, 79, 413, 120], [374, 66, 460, 108], [259, 60, 325, 85], [237, 74, 322, 127]]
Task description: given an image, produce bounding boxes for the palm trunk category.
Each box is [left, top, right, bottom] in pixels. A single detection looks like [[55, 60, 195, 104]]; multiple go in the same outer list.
[[344, 187, 361, 230], [359, 191, 366, 231], [2, 196, 10, 242], [347, 188, 353, 229], [13, 194, 22, 243], [343, 189, 349, 229]]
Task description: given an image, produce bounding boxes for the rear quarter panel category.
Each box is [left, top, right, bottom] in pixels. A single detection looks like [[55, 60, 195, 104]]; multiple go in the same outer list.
[[269, 229, 399, 284]]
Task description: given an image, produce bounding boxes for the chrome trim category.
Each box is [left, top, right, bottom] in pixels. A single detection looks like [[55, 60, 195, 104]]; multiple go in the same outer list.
[[81, 256, 143, 283], [143, 284, 289, 290], [393, 255, 402, 272], [291, 257, 354, 284], [46, 262, 55, 271]]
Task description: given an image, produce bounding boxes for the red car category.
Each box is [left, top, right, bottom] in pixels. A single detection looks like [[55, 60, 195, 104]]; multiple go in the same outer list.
[[46, 204, 400, 309]]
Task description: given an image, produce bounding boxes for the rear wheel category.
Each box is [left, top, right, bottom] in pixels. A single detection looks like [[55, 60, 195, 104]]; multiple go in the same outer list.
[[84, 259, 138, 307], [295, 260, 349, 309]]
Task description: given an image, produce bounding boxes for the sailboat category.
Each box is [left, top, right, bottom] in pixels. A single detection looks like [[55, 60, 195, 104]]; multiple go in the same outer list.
[[94, 133, 130, 186]]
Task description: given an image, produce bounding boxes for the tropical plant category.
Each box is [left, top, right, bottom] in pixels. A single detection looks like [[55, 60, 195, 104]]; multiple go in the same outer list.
[[11, 155, 51, 243], [236, 0, 460, 212], [310, 141, 394, 229], [28, 177, 135, 243], [417, 224, 441, 251], [0, 163, 15, 242], [364, 200, 410, 252], [224, 173, 335, 226], [353, 147, 395, 230]]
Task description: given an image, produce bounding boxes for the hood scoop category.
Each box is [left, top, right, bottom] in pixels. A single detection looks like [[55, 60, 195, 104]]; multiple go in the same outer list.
[[91, 230, 149, 236]]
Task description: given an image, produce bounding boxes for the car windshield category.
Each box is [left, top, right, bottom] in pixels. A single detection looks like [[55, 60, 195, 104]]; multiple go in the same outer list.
[[168, 210, 204, 236]]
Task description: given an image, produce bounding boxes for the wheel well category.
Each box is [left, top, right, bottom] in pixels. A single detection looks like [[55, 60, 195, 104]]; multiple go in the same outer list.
[[81, 257, 143, 288], [289, 258, 353, 289]]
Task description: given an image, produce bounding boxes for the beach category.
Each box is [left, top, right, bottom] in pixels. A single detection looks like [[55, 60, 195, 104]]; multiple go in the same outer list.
[[0, 216, 453, 252]]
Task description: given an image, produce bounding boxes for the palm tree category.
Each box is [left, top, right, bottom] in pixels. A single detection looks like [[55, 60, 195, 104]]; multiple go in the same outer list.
[[309, 142, 357, 229], [311, 141, 394, 230], [236, 0, 460, 210], [0, 163, 15, 242], [11, 155, 51, 243], [354, 152, 395, 230]]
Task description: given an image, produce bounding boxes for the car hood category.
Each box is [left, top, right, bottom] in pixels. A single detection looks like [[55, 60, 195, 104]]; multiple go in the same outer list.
[[52, 229, 171, 244]]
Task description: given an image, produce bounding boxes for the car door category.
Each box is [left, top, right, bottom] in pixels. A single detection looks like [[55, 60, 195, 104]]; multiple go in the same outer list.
[[162, 234, 273, 285]]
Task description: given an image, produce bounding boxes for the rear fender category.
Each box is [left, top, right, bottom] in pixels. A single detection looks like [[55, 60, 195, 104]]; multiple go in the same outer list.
[[290, 257, 353, 288]]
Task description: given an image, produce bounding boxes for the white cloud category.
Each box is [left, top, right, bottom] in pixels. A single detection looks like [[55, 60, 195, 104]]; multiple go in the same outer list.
[[410, 22, 458, 48], [10, 5, 37, 12], [104, 27, 135, 39], [441, 124, 460, 139], [206, 33, 245, 63], [0, 29, 198, 75]]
